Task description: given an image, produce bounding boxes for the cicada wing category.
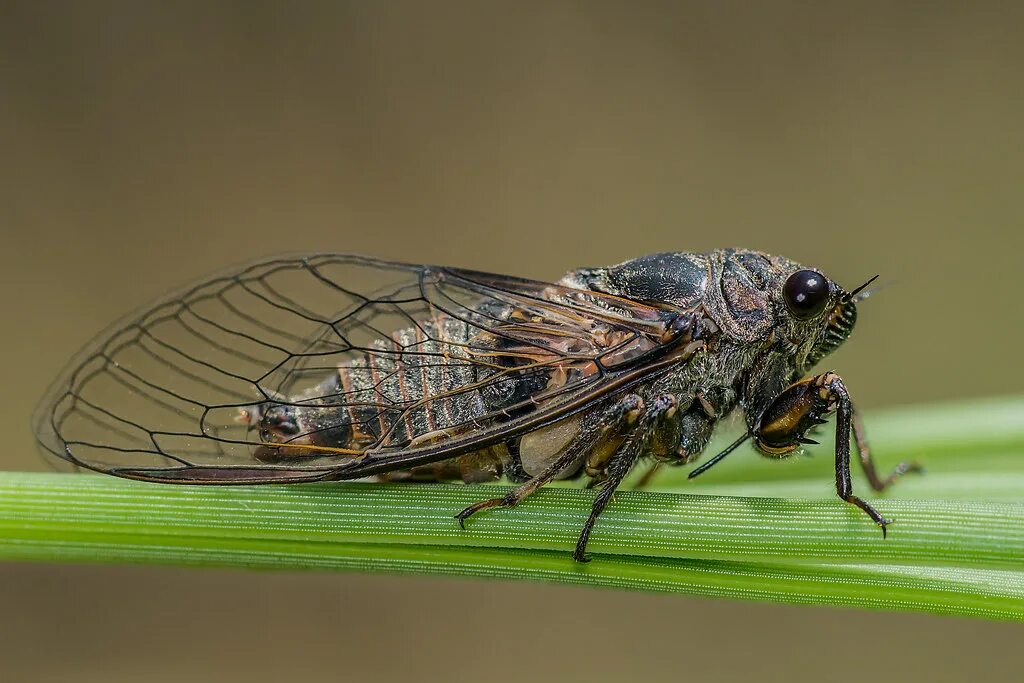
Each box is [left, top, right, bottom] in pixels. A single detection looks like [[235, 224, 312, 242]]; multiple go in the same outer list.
[[34, 254, 685, 484]]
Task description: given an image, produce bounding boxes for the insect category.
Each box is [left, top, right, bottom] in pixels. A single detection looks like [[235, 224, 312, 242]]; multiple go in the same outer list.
[[34, 250, 921, 561]]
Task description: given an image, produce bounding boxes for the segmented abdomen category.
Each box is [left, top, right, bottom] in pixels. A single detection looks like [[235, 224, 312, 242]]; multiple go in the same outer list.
[[338, 314, 490, 448], [256, 312, 527, 458]]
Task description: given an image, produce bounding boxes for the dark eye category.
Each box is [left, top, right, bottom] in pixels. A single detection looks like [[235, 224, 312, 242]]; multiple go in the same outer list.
[[783, 270, 830, 319]]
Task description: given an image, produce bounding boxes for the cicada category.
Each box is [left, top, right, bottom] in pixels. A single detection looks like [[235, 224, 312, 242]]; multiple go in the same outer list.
[[33, 251, 920, 561]]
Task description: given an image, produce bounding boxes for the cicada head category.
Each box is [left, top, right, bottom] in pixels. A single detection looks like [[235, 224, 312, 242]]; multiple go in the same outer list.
[[780, 269, 878, 372]]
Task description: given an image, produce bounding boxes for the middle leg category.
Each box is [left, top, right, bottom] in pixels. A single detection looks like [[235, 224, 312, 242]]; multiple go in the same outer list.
[[455, 393, 645, 528], [574, 393, 680, 561]]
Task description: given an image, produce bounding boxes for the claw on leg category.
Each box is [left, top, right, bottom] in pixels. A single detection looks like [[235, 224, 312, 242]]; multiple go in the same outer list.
[[754, 371, 922, 537], [843, 492, 893, 537], [455, 492, 518, 529]]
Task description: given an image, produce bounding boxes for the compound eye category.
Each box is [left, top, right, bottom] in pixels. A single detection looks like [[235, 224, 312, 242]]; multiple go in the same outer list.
[[783, 270, 830, 319]]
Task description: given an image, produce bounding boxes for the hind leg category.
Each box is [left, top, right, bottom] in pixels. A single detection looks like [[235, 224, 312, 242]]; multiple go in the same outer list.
[[455, 393, 644, 528]]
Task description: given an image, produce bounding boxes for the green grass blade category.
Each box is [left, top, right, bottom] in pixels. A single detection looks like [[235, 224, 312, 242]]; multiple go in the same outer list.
[[2, 396, 1022, 620], [1, 533, 1021, 621], [3, 474, 1022, 568]]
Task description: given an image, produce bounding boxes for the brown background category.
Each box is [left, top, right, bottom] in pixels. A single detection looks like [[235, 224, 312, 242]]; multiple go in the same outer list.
[[1, 2, 1022, 681]]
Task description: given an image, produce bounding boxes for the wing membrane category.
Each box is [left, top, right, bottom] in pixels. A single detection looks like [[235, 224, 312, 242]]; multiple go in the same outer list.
[[34, 254, 687, 484]]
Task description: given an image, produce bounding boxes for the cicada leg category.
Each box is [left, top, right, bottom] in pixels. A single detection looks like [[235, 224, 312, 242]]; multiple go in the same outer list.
[[755, 371, 923, 536], [852, 410, 924, 492], [456, 392, 683, 562], [573, 393, 679, 562], [453, 437, 591, 527], [632, 389, 726, 489], [454, 393, 644, 529]]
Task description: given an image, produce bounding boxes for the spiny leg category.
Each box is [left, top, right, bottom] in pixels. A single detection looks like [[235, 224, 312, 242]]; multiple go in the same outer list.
[[755, 371, 922, 536], [574, 394, 679, 562], [455, 393, 644, 528]]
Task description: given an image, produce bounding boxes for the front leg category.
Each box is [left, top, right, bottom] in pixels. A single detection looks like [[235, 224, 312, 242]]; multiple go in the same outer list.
[[754, 371, 922, 536]]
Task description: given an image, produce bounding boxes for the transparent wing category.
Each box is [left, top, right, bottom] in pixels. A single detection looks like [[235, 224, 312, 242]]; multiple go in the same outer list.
[[33, 254, 688, 484]]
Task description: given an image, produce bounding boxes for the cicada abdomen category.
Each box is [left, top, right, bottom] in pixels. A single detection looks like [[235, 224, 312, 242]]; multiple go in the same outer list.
[[246, 309, 514, 481]]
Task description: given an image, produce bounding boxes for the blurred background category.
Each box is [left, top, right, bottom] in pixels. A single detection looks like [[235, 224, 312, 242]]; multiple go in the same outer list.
[[1, 1, 1022, 680]]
